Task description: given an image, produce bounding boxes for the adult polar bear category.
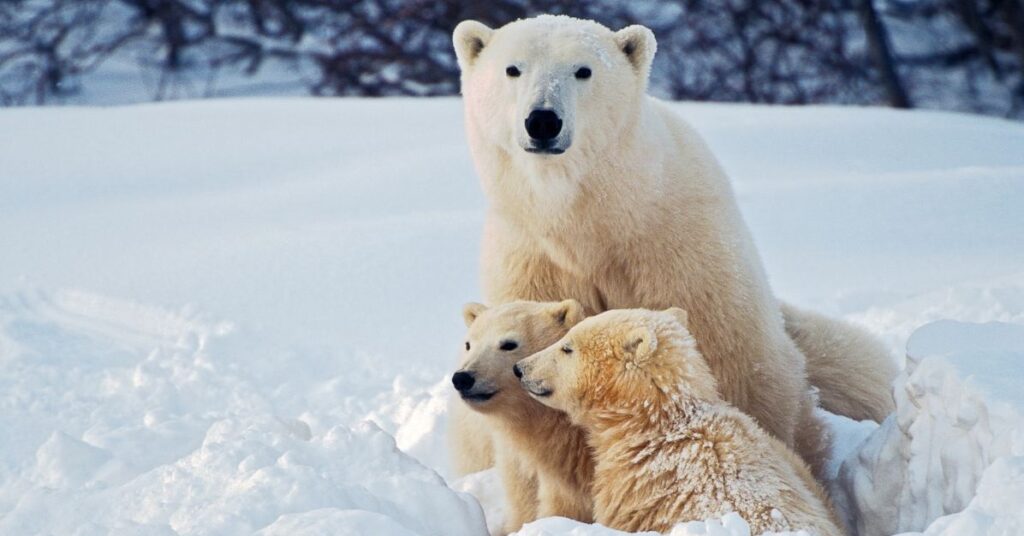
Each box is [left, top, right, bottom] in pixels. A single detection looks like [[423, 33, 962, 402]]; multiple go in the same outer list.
[[451, 15, 896, 474]]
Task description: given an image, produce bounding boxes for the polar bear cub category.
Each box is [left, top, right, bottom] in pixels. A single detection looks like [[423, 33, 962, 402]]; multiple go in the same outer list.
[[450, 300, 594, 533], [515, 308, 844, 535]]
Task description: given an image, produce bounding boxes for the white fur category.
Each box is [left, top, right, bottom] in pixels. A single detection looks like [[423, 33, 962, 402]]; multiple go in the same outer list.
[[453, 12, 893, 478]]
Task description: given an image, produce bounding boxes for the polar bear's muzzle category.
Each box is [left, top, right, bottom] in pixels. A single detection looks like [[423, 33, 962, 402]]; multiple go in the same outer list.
[[514, 361, 554, 397], [452, 369, 498, 403], [523, 109, 570, 155]]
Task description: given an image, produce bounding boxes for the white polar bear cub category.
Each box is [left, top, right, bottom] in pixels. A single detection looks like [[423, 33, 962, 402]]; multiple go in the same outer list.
[[452, 14, 897, 477]]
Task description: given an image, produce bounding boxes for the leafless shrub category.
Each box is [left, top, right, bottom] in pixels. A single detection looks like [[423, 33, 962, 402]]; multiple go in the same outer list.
[[0, 0, 1021, 116]]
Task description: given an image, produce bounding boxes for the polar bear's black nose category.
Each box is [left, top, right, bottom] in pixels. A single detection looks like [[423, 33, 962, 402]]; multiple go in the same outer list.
[[452, 371, 475, 392], [525, 109, 562, 141]]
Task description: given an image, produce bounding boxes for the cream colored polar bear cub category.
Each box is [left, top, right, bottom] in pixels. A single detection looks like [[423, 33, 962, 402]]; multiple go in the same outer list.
[[515, 308, 844, 536], [450, 300, 593, 533], [453, 15, 896, 475]]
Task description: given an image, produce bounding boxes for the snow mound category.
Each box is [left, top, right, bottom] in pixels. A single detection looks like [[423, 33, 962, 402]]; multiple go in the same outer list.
[[906, 320, 1024, 409], [0, 288, 486, 535], [903, 455, 1024, 536], [836, 321, 1024, 536], [3, 416, 485, 535]]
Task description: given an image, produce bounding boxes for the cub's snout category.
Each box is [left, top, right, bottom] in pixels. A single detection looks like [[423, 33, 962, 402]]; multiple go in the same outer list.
[[452, 369, 496, 403], [515, 356, 553, 398], [452, 370, 475, 392]]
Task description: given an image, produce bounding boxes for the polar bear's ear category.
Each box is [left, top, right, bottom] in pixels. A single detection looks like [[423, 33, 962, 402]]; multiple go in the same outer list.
[[549, 299, 586, 327], [613, 25, 656, 77], [453, 20, 494, 70], [463, 302, 488, 327], [623, 325, 658, 363], [664, 307, 689, 328]]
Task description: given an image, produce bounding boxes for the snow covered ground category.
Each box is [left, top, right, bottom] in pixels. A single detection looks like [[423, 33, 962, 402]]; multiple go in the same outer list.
[[0, 98, 1022, 535]]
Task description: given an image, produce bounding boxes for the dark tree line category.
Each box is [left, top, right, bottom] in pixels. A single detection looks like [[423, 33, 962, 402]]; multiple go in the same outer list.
[[1, 0, 1022, 117]]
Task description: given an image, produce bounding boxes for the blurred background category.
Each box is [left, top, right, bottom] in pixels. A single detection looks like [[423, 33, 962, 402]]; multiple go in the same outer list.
[[1, 0, 1022, 118]]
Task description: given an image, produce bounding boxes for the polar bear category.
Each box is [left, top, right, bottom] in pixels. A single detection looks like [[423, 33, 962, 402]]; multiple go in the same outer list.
[[449, 300, 593, 533], [452, 15, 896, 472], [514, 308, 844, 536]]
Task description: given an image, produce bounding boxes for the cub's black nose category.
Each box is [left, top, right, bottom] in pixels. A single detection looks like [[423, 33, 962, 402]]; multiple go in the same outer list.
[[512, 363, 523, 379], [452, 371, 475, 392], [525, 109, 562, 141]]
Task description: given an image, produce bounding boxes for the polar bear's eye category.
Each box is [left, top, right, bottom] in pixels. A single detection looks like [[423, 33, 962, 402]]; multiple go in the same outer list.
[[575, 67, 592, 80], [505, 66, 521, 78], [500, 341, 518, 351], [465, 341, 471, 351], [561, 345, 573, 355]]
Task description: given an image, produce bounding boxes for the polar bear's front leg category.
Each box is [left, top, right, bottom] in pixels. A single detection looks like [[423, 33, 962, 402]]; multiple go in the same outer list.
[[496, 447, 539, 534], [448, 398, 495, 476], [536, 474, 593, 523]]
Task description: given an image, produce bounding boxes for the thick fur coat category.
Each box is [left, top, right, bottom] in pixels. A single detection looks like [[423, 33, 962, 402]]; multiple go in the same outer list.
[[516, 308, 845, 535], [449, 300, 594, 533]]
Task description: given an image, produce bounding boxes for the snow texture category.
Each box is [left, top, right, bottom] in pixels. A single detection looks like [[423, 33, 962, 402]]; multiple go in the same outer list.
[[836, 321, 1024, 536], [1, 98, 1023, 534]]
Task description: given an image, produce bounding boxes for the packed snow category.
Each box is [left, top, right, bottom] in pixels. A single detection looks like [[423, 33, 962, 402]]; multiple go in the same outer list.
[[0, 99, 1022, 535]]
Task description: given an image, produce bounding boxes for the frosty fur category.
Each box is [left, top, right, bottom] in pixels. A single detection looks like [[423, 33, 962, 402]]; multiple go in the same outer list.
[[452, 14, 894, 475], [449, 300, 594, 534], [516, 308, 845, 535]]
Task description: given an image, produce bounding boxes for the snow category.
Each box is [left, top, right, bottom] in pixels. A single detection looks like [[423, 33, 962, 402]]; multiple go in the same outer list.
[[835, 355, 1020, 536], [905, 456, 1024, 536], [1, 98, 1023, 535], [906, 320, 1024, 409], [518, 512, 813, 536]]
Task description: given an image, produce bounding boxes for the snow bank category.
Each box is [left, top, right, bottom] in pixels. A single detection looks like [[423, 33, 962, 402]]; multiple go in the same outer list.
[[905, 456, 1024, 536], [4, 416, 486, 535], [836, 321, 1024, 536], [1, 99, 1023, 534], [0, 288, 485, 535]]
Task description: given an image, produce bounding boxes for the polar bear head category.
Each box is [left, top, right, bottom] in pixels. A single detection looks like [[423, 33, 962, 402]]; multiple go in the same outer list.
[[452, 299, 586, 414], [515, 308, 719, 423], [453, 15, 656, 167]]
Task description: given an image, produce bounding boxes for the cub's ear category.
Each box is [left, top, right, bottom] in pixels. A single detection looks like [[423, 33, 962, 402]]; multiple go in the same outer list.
[[549, 299, 586, 327], [463, 302, 488, 327], [623, 325, 657, 362], [613, 25, 656, 77], [453, 20, 494, 70], [664, 307, 689, 328]]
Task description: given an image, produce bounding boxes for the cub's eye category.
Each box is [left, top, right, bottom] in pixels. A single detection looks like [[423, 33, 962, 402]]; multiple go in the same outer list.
[[465, 341, 470, 351], [506, 66, 521, 77], [500, 341, 518, 351], [561, 345, 573, 354], [575, 67, 592, 80]]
